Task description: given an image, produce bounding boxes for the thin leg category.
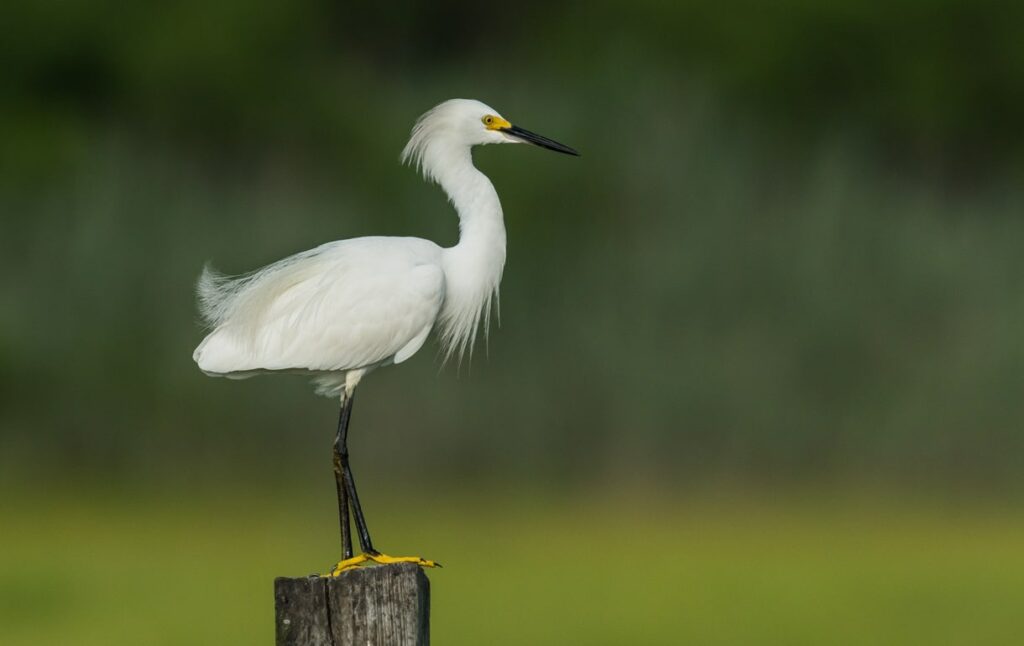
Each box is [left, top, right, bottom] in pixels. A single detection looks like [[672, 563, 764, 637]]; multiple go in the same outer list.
[[326, 383, 438, 576], [333, 393, 376, 554], [343, 458, 376, 554], [333, 397, 354, 560]]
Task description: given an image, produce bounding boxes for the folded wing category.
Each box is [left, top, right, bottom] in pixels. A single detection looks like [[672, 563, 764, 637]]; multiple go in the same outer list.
[[193, 237, 445, 376]]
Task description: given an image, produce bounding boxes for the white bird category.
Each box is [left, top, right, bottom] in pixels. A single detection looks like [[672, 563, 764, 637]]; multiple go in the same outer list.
[[192, 98, 578, 574]]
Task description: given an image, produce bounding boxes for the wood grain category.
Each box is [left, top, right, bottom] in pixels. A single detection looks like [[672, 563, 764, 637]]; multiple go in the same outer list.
[[275, 563, 429, 645]]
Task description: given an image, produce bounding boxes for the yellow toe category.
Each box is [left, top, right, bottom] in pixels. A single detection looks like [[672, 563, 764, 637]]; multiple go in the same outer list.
[[325, 551, 440, 576], [366, 552, 441, 568], [326, 554, 368, 576]]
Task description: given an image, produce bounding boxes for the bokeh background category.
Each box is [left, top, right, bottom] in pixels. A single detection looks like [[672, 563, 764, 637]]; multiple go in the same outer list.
[[3, 1, 1024, 644]]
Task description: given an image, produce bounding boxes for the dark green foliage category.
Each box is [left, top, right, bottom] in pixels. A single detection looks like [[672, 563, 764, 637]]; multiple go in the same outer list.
[[1, 1, 1022, 490]]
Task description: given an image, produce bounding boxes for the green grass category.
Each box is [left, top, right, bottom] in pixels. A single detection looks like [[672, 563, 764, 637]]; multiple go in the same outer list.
[[2, 488, 1023, 645]]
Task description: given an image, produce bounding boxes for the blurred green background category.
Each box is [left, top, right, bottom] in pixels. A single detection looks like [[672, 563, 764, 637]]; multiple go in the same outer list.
[[3, 1, 1024, 644]]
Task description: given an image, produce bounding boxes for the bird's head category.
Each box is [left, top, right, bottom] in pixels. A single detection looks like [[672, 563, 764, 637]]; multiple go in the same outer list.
[[401, 99, 578, 181]]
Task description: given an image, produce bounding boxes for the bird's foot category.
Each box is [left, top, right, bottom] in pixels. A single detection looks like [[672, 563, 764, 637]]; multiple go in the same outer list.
[[327, 551, 440, 576]]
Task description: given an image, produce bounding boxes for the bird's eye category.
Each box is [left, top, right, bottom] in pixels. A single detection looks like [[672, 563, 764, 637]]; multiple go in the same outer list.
[[483, 115, 494, 126]]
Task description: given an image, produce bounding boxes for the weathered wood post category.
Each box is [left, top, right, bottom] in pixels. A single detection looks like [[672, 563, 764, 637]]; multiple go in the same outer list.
[[275, 563, 430, 645]]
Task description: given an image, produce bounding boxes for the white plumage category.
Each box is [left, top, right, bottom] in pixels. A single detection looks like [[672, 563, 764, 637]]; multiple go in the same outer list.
[[192, 98, 577, 399], [194, 237, 446, 396]]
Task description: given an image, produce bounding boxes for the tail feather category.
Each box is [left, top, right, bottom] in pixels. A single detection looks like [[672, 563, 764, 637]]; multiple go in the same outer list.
[[195, 243, 337, 334], [196, 264, 240, 328]]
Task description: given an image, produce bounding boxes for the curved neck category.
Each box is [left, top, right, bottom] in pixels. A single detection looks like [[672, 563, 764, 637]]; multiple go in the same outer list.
[[430, 145, 506, 254], [426, 142, 507, 360]]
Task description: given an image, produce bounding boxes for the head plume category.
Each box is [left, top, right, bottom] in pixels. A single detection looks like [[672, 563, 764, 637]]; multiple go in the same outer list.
[[400, 99, 504, 184]]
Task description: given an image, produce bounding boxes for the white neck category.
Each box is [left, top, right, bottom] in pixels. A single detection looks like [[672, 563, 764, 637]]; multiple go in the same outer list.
[[432, 145, 506, 251], [426, 142, 507, 361]]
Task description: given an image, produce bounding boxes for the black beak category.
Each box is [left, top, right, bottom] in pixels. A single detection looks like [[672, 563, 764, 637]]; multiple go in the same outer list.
[[503, 124, 580, 156]]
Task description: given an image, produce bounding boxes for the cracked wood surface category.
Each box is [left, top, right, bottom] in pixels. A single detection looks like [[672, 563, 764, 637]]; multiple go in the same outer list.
[[275, 563, 430, 645]]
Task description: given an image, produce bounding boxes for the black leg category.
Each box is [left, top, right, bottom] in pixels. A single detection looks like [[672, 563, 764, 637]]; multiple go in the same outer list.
[[333, 393, 377, 555], [344, 457, 376, 554], [333, 398, 354, 560]]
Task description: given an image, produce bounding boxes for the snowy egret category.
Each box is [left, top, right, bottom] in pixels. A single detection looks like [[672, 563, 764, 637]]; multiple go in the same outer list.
[[192, 98, 578, 574]]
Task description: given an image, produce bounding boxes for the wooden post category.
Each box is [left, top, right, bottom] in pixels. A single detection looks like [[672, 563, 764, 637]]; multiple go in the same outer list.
[[275, 563, 430, 646]]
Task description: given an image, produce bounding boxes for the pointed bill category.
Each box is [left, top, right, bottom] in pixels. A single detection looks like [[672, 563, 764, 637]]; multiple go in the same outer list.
[[502, 124, 580, 156]]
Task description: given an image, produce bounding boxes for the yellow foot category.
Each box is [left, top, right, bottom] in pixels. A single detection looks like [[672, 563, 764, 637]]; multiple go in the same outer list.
[[327, 552, 440, 576]]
